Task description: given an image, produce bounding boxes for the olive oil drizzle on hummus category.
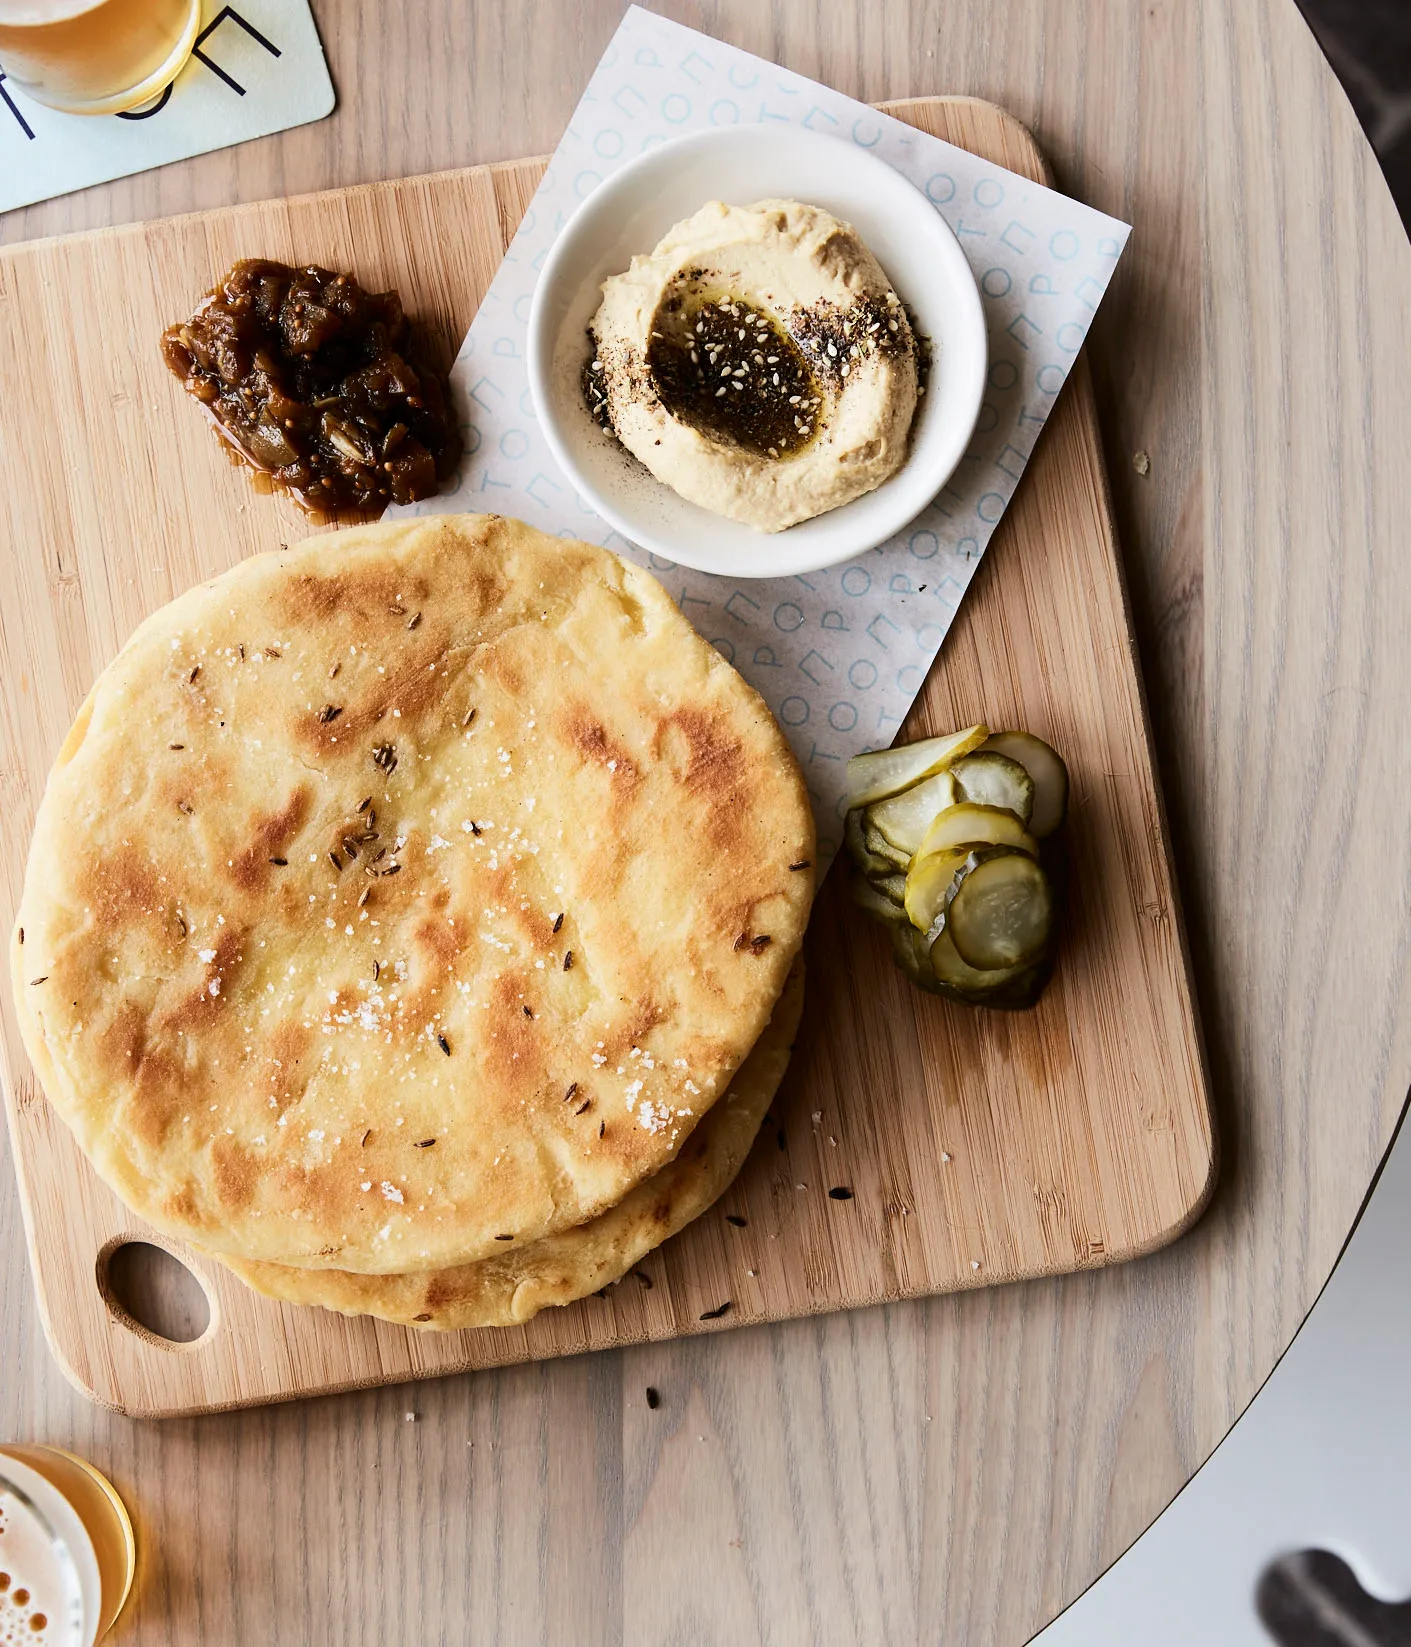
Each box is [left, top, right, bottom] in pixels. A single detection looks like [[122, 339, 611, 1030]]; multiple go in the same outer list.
[[647, 290, 821, 458], [585, 286, 919, 463]]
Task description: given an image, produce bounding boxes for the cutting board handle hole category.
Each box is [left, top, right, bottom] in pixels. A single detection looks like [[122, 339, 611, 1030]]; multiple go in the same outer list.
[[97, 1239, 216, 1349]]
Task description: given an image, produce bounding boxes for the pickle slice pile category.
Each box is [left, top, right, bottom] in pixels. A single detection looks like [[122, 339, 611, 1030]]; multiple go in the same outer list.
[[842, 725, 1069, 1008]]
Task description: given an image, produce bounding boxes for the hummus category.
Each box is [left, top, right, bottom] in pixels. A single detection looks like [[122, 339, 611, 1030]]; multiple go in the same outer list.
[[585, 199, 920, 533]]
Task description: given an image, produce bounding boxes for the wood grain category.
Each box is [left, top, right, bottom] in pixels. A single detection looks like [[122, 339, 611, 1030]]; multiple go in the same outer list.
[[1, 1, 1408, 1643], [0, 97, 1211, 1418]]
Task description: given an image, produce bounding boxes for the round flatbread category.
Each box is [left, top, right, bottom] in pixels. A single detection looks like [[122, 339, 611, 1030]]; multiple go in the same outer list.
[[13, 514, 815, 1272], [211, 960, 802, 1328]]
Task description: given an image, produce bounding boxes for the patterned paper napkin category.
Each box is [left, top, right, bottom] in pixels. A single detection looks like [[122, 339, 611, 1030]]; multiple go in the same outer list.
[[0, 0, 333, 215], [392, 6, 1131, 861]]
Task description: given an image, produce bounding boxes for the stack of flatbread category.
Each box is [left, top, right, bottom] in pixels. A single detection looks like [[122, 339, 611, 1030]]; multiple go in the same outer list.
[[12, 514, 814, 1329]]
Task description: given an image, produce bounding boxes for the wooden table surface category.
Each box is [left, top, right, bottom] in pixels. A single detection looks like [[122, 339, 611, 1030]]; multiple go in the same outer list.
[[2, 2, 1409, 1643]]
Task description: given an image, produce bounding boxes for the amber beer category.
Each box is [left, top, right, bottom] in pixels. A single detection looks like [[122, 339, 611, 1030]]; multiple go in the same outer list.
[[0, 0, 201, 116], [0, 1446, 135, 1644]]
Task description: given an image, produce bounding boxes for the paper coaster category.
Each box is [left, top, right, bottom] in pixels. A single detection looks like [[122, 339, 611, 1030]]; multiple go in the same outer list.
[[0, 0, 334, 215]]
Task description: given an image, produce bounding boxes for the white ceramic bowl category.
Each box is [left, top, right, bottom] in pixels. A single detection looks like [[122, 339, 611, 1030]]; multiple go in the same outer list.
[[527, 125, 987, 580]]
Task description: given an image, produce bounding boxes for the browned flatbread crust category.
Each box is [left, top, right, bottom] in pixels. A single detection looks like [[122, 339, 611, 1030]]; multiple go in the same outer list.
[[13, 514, 814, 1273], [212, 962, 802, 1328]]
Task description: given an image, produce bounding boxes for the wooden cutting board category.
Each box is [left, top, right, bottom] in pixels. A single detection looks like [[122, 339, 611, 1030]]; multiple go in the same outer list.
[[0, 97, 1214, 1417]]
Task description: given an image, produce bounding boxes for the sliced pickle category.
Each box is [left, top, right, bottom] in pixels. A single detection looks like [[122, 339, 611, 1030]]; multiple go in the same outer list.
[[873, 872, 909, 906], [844, 808, 895, 878], [847, 721, 1067, 1012], [903, 845, 973, 933], [845, 723, 987, 810], [866, 769, 959, 857], [916, 802, 1039, 862], [927, 926, 1047, 1007], [982, 963, 1051, 1010], [945, 850, 1054, 971], [950, 751, 1035, 827], [890, 920, 939, 991], [852, 875, 909, 927], [863, 818, 911, 872], [981, 730, 1070, 837]]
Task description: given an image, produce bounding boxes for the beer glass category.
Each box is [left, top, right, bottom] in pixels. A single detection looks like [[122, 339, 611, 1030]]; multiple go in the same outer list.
[[0, 1446, 134, 1645], [0, 0, 201, 116]]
